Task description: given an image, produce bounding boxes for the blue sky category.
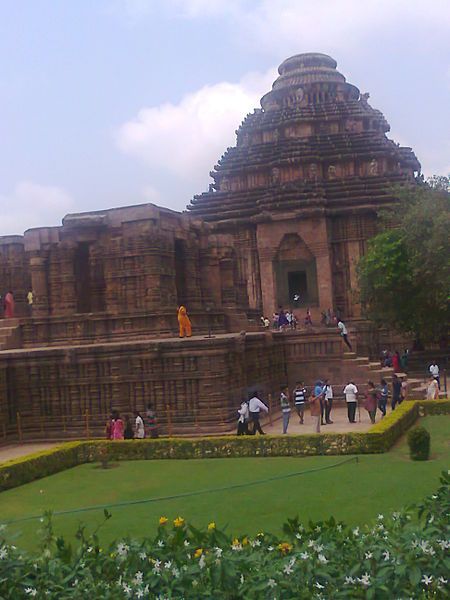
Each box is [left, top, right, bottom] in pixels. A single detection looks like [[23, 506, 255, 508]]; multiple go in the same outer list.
[[0, 0, 449, 234]]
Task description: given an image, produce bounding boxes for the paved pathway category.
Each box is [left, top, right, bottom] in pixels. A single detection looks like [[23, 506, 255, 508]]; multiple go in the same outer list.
[[263, 405, 379, 435], [0, 442, 58, 464]]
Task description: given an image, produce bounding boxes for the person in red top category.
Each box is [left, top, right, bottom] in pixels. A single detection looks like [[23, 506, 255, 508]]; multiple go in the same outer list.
[[3, 291, 15, 318], [111, 411, 124, 440], [392, 350, 401, 373], [364, 381, 378, 424]]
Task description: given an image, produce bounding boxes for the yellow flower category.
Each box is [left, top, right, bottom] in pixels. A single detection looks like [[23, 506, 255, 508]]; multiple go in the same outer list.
[[159, 516, 168, 526], [242, 536, 249, 546], [207, 522, 216, 531], [277, 542, 293, 554], [257, 532, 265, 538], [194, 548, 203, 558], [173, 516, 185, 528]]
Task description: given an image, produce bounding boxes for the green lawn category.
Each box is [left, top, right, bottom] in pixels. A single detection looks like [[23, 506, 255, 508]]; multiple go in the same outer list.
[[0, 416, 448, 550]]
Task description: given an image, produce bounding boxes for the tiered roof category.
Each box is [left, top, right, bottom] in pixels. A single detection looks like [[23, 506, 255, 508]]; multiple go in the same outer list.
[[188, 53, 420, 224]]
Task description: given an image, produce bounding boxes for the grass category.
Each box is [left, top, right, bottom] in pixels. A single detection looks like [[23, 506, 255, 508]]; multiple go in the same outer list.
[[0, 416, 448, 550]]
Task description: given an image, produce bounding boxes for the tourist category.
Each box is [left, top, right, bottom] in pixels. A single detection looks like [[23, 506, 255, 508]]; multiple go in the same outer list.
[[343, 380, 358, 423], [278, 309, 289, 331], [337, 319, 352, 351], [111, 411, 124, 440], [309, 387, 321, 433], [364, 381, 378, 424], [392, 374, 402, 410], [3, 291, 15, 319], [124, 415, 134, 439], [293, 381, 307, 424], [263, 317, 270, 328], [426, 376, 439, 400], [291, 313, 298, 329], [272, 312, 279, 330], [304, 307, 313, 328], [177, 305, 192, 338], [285, 311, 293, 329], [27, 290, 33, 315], [314, 380, 325, 425], [400, 349, 409, 371], [248, 392, 269, 435], [323, 379, 334, 424], [237, 399, 249, 435], [378, 379, 389, 418], [280, 385, 291, 434], [145, 403, 159, 438], [134, 411, 145, 439], [392, 351, 401, 373], [429, 361, 440, 389]]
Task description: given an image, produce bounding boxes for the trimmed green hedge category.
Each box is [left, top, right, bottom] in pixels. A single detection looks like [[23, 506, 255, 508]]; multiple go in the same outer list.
[[0, 401, 448, 492]]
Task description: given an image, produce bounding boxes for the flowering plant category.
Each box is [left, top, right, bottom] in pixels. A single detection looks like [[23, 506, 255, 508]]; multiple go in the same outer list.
[[0, 473, 448, 598]]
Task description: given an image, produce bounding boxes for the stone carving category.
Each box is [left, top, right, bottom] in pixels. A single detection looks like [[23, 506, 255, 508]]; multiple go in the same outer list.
[[309, 163, 319, 179], [369, 158, 378, 176], [272, 128, 279, 142], [221, 176, 230, 191], [271, 167, 281, 184], [327, 165, 337, 179]]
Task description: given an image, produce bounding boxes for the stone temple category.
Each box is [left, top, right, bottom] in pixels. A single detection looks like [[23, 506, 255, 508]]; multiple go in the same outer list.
[[0, 53, 420, 439]]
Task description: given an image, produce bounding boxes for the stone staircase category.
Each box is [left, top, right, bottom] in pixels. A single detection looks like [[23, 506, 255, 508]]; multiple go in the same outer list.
[[0, 318, 21, 350]]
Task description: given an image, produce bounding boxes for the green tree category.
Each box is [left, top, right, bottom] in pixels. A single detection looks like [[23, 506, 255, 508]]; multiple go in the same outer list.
[[357, 177, 450, 344]]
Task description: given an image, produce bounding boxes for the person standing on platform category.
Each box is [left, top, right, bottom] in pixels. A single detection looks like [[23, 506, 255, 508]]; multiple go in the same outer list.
[[237, 399, 249, 435], [280, 385, 291, 434], [337, 319, 352, 351], [378, 379, 389, 418], [392, 351, 401, 373], [111, 411, 124, 440], [248, 392, 268, 435], [314, 380, 325, 425], [134, 411, 145, 439], [124, 415, 134, 439], [429, 361, 440, 389], [426, 375, 439, 400], [364, 381, 378, 424], [293, 381, 307, 424], [392, 374, 402, 410], [400, 375, 408, 402], [343, 381, 358, 423], [177, 306, 192, 338], [309, 387, 321, 433], [3, 291, 15, 318], [145, 403, 159, 438], [323, 379, 334, 424]]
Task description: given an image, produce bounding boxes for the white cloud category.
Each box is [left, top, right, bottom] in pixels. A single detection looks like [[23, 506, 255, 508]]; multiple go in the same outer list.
[[116, 68, 276, 199], [0, 182, 74, 236]]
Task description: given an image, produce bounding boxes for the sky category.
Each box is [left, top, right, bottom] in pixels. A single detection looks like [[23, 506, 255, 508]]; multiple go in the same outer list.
[[0, 0, 449, 235]]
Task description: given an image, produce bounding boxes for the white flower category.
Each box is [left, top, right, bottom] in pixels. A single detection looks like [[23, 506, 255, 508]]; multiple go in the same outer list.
[[172, 567, 180, 578], [308, 540, 315, 548], [0, 524, 6, 532], [359, 573, 371, 587], [157, 539, 165, 547], [392, 512, 400, 520], [428, 515, 434, 524], [133, 571, 143, 584], [315, 525, 321, 532], [214, 547, 223, 558], [382, 550, 390, 561], [344, 576, 355, 584], [152, 559, 162, 574], [377, 514, 384, 520], [122, 583, 132, 595], [25, 589, 37, 597], [300, 552, 309, 560], [183, 540, 190, 547], [117, 543, 129, 557], [438, 576, 448, 585], [437, 539, 450, 550], [192, 580, 198, 587], [136, 590, 144, 599], [139, 551, 147, 560], [365, 552, 373, 559], [352, 527, 360, 537], [283, 563, 294, 575], [231, 541, 242, 551], [267, 545, 274, 552], [295, 533, 302, 540], [318, 554, 328, 564], [315, 582, 325, 589], [421, 575, 433, 586], [199, 554, 206, 569], [315, 544, 324, 553], [0, 548, 7, 559], [87, 546, 93, 553], [268, 578, 277, 588], [240, 574, 244, 584]]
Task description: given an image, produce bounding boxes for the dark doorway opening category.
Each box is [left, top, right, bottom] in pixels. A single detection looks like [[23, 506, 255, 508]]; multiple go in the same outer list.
[[74, 242, 92, 313], [174, 239, 187, 307], [288, 271, 307, 302]]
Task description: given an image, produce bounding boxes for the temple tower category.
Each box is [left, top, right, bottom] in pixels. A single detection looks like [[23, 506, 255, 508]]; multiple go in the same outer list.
[[188, 52, 420, 318]]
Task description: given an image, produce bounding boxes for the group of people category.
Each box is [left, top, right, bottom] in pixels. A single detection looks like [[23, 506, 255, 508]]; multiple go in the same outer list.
[[106, 405, 158, 440], [380, 348, 409, 371], [427, 361, 441, 400]]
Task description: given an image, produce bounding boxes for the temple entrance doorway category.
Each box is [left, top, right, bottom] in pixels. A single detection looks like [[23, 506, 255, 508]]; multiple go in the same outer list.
[[74, 242, 92, 313], [288, 271, 307, 301]]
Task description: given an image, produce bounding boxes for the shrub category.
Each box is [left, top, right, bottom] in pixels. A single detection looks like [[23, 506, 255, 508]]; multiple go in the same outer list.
[[0, 472, 448, 599], [407, 426, 431, 461]]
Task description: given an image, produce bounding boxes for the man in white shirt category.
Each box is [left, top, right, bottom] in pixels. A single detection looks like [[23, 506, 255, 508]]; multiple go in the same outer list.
[[337, 319, 353, 351], [134, 411, 145, 439], [429, 362, 440, 389], [248, 393, 269, 435], [343, 381, 358, 423], [323, 379, 334, 424], [426, 376, 439, 400], [237, 400, 249, 435]]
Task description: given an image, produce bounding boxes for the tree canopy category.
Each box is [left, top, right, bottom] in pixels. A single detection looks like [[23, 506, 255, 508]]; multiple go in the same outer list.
[[357, 177, 450, 344]]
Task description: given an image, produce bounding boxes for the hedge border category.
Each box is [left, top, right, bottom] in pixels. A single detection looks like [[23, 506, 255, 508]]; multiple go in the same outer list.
[[0, 400, 448, 492]]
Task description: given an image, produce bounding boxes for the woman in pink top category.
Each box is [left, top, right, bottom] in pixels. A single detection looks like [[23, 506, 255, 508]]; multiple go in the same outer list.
[[111, 411, 124, 440], [4, 291, 15, 318]]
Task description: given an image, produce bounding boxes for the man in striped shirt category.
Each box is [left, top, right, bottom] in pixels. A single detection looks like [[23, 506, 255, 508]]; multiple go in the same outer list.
[[293, 381, 307, 424]]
